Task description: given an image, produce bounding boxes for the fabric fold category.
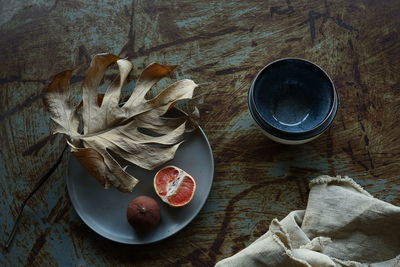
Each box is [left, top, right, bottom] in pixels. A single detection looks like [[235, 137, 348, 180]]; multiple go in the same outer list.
[[216, 176, 400, 267]]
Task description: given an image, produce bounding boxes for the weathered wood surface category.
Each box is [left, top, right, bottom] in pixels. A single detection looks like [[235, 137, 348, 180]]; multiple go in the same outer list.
[[1, 0, 399, 266]]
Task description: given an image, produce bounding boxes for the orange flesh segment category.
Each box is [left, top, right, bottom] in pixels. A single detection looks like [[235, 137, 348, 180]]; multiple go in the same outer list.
[[155, 167, 179, 197], [167, 176, 195, 206]]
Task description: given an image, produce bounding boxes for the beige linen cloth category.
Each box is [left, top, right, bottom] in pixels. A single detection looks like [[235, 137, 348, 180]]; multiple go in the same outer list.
[[216, 176, 400, 267]]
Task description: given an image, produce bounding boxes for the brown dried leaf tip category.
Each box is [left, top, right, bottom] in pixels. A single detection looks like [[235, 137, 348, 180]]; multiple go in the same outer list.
[[44, 53, 198, 192]]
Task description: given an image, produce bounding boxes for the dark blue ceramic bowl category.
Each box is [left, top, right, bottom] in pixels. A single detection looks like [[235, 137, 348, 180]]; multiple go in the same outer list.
[[248, 58, 338, 144]]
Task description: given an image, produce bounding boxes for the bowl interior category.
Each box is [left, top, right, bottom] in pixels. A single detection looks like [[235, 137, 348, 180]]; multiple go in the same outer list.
[[253, 59, 334, 133]]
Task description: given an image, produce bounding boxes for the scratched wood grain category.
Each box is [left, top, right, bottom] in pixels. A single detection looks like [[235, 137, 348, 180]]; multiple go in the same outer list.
[[1, 0, 400, 266]]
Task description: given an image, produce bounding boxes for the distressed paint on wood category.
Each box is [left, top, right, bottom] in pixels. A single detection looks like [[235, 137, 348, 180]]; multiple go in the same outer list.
[[1, 0, 400, 266]]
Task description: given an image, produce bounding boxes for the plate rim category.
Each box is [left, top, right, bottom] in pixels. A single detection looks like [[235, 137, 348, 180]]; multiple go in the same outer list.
[[65, 125, 214, 245]]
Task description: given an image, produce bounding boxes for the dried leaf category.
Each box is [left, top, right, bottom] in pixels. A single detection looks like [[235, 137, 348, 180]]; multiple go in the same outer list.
[[73, 147, 110, 188], [44, 70, 79, 136], [44, 53, 198, 192]]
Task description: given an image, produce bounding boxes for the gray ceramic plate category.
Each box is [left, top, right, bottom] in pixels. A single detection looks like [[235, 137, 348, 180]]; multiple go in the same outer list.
[[66, 127, 214, 244]]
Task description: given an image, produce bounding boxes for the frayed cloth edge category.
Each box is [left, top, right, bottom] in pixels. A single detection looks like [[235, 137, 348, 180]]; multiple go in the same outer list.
[[310, 175, 373, 198], [271, 233, 312, 267]]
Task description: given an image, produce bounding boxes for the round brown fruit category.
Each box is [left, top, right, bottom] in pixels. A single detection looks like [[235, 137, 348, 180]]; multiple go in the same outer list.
[[127, 196, 160, 232]]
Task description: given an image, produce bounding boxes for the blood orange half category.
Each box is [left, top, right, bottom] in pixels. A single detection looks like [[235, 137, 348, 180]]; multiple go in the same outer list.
[[154, 166, 196, 207]]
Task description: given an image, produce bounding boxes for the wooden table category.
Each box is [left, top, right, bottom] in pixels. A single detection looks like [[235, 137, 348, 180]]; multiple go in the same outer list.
[[1, 0, 399, 266]]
